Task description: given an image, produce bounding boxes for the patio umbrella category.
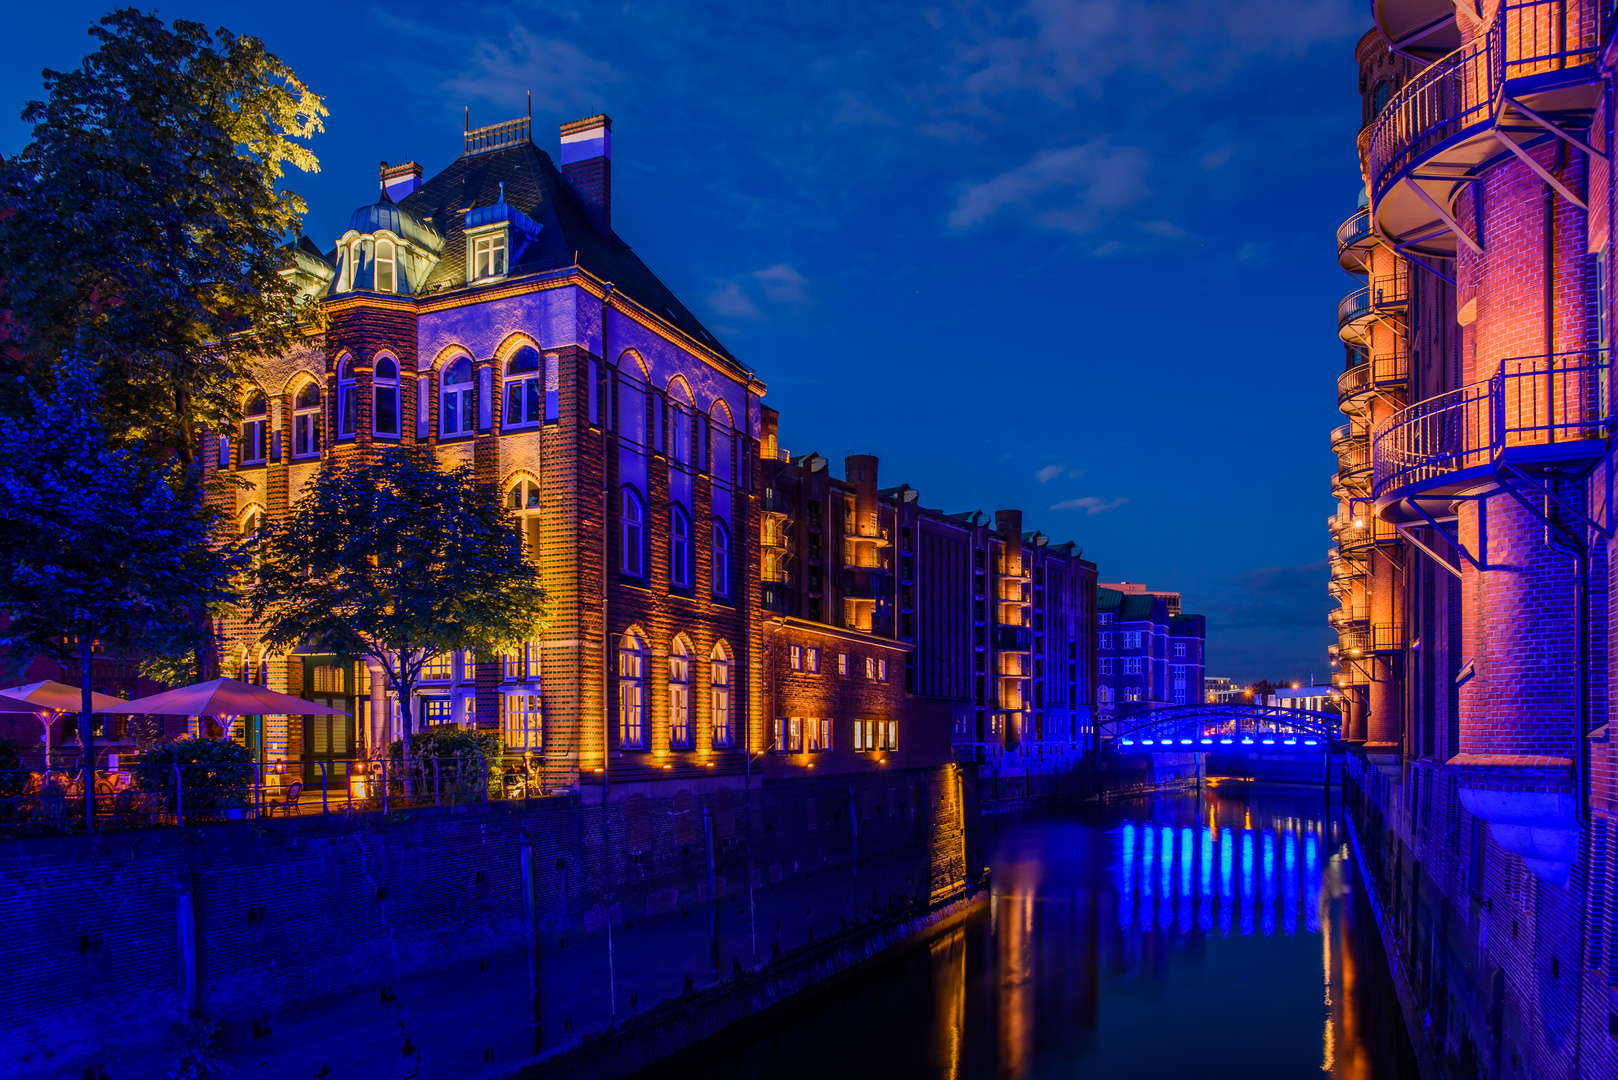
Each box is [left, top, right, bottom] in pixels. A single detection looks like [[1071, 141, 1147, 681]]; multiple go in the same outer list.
[[102, 678, 350, 738], [0, 681, 133, 767]]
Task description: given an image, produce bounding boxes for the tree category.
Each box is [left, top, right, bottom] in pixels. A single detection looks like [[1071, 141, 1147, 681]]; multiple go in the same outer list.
[[1250, 679, 1278, 707], [0, 356, 244, 829], [0, 8, 325, 458], [247, 449, 546, 754]]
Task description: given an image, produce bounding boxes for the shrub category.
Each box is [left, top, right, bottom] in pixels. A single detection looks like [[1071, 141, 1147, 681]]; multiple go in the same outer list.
[[387, 727, 500, 764], [133, 737, 254, 811]]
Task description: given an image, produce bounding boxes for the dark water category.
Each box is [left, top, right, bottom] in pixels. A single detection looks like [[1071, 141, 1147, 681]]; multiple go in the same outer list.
[[645, 784, 1418, 1080]]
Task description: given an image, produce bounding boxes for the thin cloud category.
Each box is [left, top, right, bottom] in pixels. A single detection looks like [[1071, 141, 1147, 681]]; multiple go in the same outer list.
[[1051, 496, 1128, 514], [1035, 463, 1065, 482], [442, 25, 622, 114], [752, 264, 811, 305], [1141, 220, 1186, 239], [706, 281, 763, 320], [949, 138, 1149, 232], [833, 91, 899, 127]]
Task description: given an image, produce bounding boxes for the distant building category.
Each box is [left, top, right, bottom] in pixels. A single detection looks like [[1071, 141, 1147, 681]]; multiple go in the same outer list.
[[1096, 586, 1204, 722], [1099, 582, 1181, 615], [1267, 685, 1339, 715], [1203, 676, 1240, 704]]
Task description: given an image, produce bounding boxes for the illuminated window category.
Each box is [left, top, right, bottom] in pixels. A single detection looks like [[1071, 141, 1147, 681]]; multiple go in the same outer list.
[[504, 347, 542, 429], [1124, 688, 1142, 703], [420, 653, 453, 682], [502, 692, 542, 750], [711, 643, 733, 747], [503, 640, 539, 682], [865, 656, 875, 680], [421, 696, 454, 726], [790, 645, 803, 671], [506, 478, 542, 512], [670, 640, 691, 749], [292, 382, 321, 458], [787, 717, 803, 753], [711, 519, 730, 597], [240, 393, 268, 465], [472, 231, 507, 279], [618, 633, 645, 749], [807, 648, 819, 673], [345, 238, 371, 291], [373, 356, 400, 436], [878, 658, 887, 681], [441, 357, 474, 437], [375, 238, 397, 293], [838, 653, 848, 676], [621, 487, 645, 576], [337, 359, 357, 437], [670, 506, 692, 588]]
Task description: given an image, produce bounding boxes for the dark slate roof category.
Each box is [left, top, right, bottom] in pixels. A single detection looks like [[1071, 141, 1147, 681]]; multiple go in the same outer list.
[[394, 140, 745, 371], [1096, 588, 1123, 610]]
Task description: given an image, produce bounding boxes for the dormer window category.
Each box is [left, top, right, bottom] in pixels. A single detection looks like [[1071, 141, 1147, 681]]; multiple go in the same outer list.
[[504, 347, 541, 429], [240, 393, 268, 466], [375, 239, 396, 293], [345, 239, 371, 290], [472, 231, 507, 280], [374, 356, 400, 436]]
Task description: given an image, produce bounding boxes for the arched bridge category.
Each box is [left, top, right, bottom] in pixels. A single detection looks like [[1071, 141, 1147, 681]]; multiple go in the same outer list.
[[1102, 703, 1343, 752]]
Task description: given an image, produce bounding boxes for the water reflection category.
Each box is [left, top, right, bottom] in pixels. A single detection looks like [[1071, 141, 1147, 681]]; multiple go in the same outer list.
[[645, 786, 1417, 1080]]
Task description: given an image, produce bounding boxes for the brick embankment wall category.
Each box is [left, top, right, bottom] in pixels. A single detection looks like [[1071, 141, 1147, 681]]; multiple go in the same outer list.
[[1, 764, 978, 1080]]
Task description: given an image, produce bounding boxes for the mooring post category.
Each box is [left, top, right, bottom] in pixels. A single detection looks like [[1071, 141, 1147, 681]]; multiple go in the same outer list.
[[178, 873, 200, 1018], [519, 831, 541, 1054]]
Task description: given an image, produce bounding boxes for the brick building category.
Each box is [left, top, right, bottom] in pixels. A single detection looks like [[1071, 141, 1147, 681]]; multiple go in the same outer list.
[[1335, 2, 1618, 1075], [1095, 584, 1205, 722]]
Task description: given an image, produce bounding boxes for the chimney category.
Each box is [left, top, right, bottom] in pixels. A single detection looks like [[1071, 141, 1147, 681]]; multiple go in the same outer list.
[[560, 114, 612, 235], [380, 160, 423, 201]]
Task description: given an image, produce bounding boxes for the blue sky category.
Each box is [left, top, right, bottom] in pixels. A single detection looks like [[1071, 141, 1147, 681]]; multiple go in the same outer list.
[[3, 1, 1368, 683]]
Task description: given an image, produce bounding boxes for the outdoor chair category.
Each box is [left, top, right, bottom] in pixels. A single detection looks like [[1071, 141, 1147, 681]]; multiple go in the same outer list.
[[266, 781, 303, 817]]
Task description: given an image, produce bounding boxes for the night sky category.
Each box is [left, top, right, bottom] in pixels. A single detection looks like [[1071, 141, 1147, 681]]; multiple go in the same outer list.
[[2, 2, 1367, 683]]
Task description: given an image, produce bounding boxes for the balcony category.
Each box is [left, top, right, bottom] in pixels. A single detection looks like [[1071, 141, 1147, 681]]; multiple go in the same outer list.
[[992, 624, 1033, 654], [1336, 207, 1374, 272], [1338, 352, 1410, 413], [760, 488, 794, 515], [1330, 423, 1364, 455], [1337, 288, 1373, 345], [1339, 624, 1406, 656], [1328, 605, 1369, 630], [1372, 0, 1459, 61], [1369, 2, 1605, 258], [1371, 350, 1609, 522]]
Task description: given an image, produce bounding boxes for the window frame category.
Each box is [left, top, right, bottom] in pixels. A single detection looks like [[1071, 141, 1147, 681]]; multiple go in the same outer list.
[[337, 359, 358, 437], [670, 641, 692, 749], [710, 518, 731, 598], [292, 382, 322, 459], [618, 633, 646, 750], [240, 392, 269, 466], [670, 505, 692, 589], [375, 238, 397, 293], [440, 356, 475, 438], [373, 355, 401, 437], [620, 486, 646, 578], [710, 644, 733, 748], [504, 347, 543, 430]]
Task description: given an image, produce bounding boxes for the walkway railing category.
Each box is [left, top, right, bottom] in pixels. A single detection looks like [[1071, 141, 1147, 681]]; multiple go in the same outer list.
[[1337, 207, 1372, 258], [0, 754, 564, 839], [1372, 350, 1608, 497], [1338, 288, 1372, 336], [1338, 352, 1410, 405], [1368, 2, 1606, 206]]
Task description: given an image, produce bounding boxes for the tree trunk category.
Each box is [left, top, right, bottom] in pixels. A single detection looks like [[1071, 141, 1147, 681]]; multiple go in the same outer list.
[[80, 635, 95, 833]]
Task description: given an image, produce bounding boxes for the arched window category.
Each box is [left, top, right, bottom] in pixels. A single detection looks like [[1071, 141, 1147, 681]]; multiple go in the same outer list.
[[506, 478, 542, 511], [669, 406, 689, 465], [241, 507, 263, 575], [620, 487, 645, 577], [441, 356, 474, 436], [711, 519, 730, 598], [374, 356, 399, 436], [619, 632, 646, 749], [670, 639, 691, 749], [670, 505, 692, 589], [292, 382, 322, 458], [375, 238, 396, 293], [348, 238, 372, 290], [710, 643, 733, 748], [337, 359, 357, 437], [1372, 80, 1391, 118], [505, 347, 541, 429], [240, 393, 268, 465]]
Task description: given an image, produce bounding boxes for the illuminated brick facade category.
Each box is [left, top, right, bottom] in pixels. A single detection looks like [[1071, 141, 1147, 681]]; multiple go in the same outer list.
[[1338, 2, 1618, 1074]]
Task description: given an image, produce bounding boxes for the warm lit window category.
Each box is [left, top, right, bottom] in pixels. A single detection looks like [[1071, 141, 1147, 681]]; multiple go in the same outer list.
[[711, 519, 730, 597], [878, 658, 887, 681], [865, 656, 875, 680], [618, 633, 645, 749], [711, 643, 733, 747], [420, 653, 454, 682], [838, 653, 848, 676], [670, 506, 692, 588], [621, 487, 645, 576], [503, 640, 539, 682], [472, 232, 507, 279], [373, 356, 400, 436], [502, 692, 542, 750], [1125, 688, 1142, 703], [670, 640, 691, 749], [787, 717, 803, 753], [505, 347, 542, 429], [790, 645, 803, 671], [854, 719, 867, 751], [240, 392, 268, 465], [506, 478, 541, 512], [807, 648, 819, 673], [292, 382, 321, 458], [375, 238, 397, 293], [441, 356, 474, 437], [420, 696, 454, 726], [337, 359, 357, 437]]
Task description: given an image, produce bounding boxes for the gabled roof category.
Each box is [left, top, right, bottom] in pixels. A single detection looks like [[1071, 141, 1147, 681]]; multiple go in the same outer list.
[[393, 139, 744, 373]]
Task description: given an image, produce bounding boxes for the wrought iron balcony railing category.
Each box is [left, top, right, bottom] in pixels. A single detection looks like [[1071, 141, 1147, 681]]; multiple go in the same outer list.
[[1337, 207, 1373, 272], [1338, 352, 1410, 409], [1338, 288, 1373, 342], [1371, 350, 1609, 499]]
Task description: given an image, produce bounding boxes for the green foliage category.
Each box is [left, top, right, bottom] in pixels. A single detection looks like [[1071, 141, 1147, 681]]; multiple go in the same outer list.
[[134, 737, 254, 811], [0, 7, 325, 456], [0, 738, 25, 801], [387, 727, 500, 764], [0, 355, 245, 675], [248, 448, 546, 748]]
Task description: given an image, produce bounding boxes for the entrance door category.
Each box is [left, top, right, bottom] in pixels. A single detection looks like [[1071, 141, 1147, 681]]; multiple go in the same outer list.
[[302, 659, 357, 789]]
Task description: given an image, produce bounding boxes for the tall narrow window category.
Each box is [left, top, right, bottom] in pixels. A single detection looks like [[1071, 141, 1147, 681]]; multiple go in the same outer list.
[[472, 232, 507, 279], [240, 393, 268, 465], [375, 239, 397, 293], [374, 357, 400, 436], [505, 347, 542, 428], [338, 359, 357, 437], [292, 382, 322, 458], [711, 519, 730, 598], [670, 506, 692, 589], [670, 640, 691, 749], [711, 644, 733, 748], [619, 633, 645, 749], [670, 407, 688, 465], [346, 239, 371, 290], [441, 357, 474, 437], [620, 487, 645, 577]]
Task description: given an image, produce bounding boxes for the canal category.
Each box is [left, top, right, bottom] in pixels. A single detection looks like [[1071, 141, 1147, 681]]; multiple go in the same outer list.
[[641, 783, 1419, 1080]]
